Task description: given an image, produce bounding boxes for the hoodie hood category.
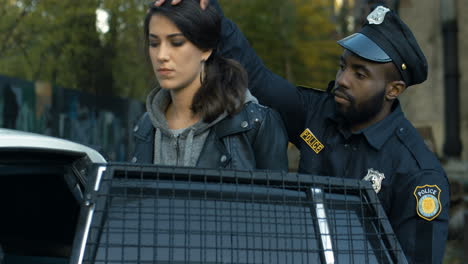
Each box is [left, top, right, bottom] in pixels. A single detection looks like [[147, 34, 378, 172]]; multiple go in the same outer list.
[[145, 87, 257, 166], [146, 87, 223, 137]]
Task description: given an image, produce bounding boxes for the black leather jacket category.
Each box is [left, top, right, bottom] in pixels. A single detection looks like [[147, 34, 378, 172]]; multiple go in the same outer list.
[[131, 102, 288, 171]]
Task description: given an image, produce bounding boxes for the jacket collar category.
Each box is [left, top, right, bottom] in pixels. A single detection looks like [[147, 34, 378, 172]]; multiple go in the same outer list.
[[213, 103, 252, 138], [327, 100, 405, 150]]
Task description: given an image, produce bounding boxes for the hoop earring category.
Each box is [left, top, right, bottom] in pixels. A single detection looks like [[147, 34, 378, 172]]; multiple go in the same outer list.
[[200, 60, 206, 84]]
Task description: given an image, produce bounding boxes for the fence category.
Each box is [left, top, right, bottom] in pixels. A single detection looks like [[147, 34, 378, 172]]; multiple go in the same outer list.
[[0, 75, 144, 161]]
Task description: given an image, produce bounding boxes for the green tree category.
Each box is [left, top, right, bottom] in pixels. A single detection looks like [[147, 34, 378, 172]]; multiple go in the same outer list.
[[99, 0, 152, 99], [0, 0, 343, 99], [0, 0, 104, 92], [220, 0, 341, 89]]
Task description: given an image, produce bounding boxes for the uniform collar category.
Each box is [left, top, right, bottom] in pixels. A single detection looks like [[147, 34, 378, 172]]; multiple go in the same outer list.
[[327, 100, 405, 150], [361, 101, 404, 150]]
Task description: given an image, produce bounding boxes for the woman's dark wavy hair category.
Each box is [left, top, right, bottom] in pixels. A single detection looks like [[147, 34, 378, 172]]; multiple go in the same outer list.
[[144, 0, 247, 123]]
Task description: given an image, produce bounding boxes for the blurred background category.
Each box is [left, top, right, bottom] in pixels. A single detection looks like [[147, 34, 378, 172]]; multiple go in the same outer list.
[[0, 0, 466, 262]]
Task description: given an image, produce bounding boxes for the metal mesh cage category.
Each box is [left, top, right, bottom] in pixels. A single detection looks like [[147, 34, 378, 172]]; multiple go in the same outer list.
[[71, 164, 407, 264]]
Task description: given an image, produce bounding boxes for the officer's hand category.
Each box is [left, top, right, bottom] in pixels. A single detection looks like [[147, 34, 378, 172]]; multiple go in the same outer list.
[[154, 0, 210, 10]]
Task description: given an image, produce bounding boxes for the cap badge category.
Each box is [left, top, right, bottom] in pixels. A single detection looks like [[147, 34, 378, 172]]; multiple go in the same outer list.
[[367, 6, 390, 25], [414, 185, 442, 221], [402, 63, 407, 70], [363, 169, 385, 193]]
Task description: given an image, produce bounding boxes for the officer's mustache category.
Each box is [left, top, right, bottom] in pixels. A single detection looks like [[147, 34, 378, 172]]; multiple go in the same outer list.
[[332, 86, 354, 103]]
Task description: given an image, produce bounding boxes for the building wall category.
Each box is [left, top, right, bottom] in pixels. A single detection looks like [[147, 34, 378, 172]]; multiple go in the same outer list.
[[458, 0, 468, 161], [398, 0, 467, 160]]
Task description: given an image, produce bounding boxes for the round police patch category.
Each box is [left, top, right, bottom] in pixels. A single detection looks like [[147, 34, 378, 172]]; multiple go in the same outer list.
[[413, 185, 442, 221], [418, 195, 439, 218]]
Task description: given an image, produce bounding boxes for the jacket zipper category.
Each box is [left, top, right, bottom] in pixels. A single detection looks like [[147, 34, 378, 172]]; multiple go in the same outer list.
[[174, 135, 180, 166]]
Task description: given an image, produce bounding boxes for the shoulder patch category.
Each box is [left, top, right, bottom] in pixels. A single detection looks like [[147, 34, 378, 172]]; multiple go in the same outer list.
[[413, 185, 442, 221], [300, 128, 324, 154]]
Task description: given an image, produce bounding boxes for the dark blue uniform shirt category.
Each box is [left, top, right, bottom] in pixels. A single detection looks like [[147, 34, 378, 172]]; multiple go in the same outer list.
[[214, 1, 450, 262]]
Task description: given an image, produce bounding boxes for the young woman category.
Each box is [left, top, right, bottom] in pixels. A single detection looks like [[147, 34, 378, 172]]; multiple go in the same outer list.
[[132, 0, 288, 170]]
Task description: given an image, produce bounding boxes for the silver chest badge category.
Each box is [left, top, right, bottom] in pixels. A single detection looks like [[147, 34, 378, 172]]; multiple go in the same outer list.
[[363, 169, 385, 193], [367, 6, 390, 25]]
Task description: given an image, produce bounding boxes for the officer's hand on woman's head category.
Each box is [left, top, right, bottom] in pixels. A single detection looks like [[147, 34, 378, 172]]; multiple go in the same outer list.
[[154, 0, 210, 9]]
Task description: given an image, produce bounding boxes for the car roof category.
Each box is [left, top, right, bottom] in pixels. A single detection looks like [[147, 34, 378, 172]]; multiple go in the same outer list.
[[0, 128, 106, 163]]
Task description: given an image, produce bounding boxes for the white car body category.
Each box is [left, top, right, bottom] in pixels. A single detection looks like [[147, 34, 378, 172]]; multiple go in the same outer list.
[[0, 128, 106, 163]]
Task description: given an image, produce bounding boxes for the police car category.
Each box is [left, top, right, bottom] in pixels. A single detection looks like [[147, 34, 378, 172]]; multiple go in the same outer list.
[[0, 129, 105, 264], [0, 129, 406, 264]]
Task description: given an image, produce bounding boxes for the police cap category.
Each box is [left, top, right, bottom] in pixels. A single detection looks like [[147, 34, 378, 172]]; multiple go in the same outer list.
[[337, 6, 428, 86]]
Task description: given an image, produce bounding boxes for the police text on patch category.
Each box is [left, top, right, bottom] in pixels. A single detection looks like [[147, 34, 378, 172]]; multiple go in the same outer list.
[[300, 128, 324, 154], [417, 188, 438, 197]]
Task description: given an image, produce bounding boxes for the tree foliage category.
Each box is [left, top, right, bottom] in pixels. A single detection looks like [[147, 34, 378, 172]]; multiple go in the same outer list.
[[1, 0, 105, 93], [98, 0, 153, 99], [220, 0, 342, 89], [0, 0, 151, 99], [0, 0, 342, 99]]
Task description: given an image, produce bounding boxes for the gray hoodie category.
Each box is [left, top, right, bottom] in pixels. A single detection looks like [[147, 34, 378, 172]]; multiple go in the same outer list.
[[146, 87, 258, 167]]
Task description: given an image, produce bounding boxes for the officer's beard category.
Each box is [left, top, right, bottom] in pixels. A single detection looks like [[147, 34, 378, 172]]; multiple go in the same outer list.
[[333, 86, 386, 127]]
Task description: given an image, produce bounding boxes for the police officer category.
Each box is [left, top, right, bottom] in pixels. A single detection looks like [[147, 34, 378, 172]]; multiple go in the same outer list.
[[155, 0, 449, 263]]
